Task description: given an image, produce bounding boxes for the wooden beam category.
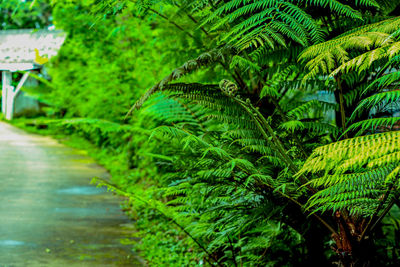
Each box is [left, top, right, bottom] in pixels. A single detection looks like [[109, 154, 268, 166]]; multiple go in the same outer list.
[[14, 72, 30, 95], [0, 63, 37, 71]]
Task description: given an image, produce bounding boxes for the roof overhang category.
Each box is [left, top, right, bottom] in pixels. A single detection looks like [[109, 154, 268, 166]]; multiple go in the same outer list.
[[0, 63, 38, 72], [0, 29, 66, 72]]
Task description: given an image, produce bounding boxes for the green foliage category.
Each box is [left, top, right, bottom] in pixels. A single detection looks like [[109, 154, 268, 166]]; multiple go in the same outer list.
[[11, 0, 400, 266], [0, 0, 52, 29]]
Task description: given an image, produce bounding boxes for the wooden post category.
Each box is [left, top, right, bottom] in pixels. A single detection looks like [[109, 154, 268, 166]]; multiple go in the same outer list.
[[3, 71, 30, 120], [2, 71, 11, 115], [5, 85, 15, 120]]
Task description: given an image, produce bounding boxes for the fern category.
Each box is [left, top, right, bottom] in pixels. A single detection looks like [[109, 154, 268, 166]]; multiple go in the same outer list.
[[203, 0, 376, 50]]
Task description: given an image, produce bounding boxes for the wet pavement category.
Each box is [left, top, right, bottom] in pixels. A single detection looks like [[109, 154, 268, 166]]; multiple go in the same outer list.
[[0, 122, 142, 266]]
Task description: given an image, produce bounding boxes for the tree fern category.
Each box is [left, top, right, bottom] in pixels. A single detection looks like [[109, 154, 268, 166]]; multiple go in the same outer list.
[[83, 0, 400, 264]]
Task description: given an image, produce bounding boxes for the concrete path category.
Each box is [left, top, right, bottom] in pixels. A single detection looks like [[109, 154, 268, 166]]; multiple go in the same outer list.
[[0, 122, 142, 266]]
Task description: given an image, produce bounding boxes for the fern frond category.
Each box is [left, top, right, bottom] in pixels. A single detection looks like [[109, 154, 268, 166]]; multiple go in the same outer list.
[[367, 70, 400, 91], [305, 163, 393, 215], [279, 120, 305, 133], [204, 0, 371, 50], [287, 100, 321, 119], [351, 90, 400, 120], [300, 131, 400, 175], [260, 65, 298, 99], [299, 128, 400, 216], [230, 55, 261, 72], [302, 121, 339, 136], [309, 166, 394, 188], [346, 117, 400, 136]]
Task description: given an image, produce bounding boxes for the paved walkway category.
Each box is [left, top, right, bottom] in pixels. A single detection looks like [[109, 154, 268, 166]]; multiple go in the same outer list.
[[0, 122, 141, 266]]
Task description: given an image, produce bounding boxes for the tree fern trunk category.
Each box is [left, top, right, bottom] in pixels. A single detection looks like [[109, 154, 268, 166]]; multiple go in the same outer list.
[[331, 213, 377, 267], [334, 238, 375, 267]]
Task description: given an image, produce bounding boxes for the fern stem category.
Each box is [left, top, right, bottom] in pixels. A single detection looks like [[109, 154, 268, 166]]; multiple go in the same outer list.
[[228, 235, 238, 267], [233, 68, 249, 91], [92, 178, 222, 267], [369, 199, 395, 233], [168, 215, 223, 267], [369, 190, 400, 234], [334, 75, 349, 139], [234, 97, 296, 173], [232, 96, 320, 196], [245, 100, 311, 184], [229, 97, 339, 236], [242, 52, 308, 157], [175, 99, 207, 132], [270, 96, 308, 158], [359, 182, 396, 241]]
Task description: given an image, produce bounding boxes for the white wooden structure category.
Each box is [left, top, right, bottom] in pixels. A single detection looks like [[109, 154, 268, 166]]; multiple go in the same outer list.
[[0, 29, 66, 120]]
